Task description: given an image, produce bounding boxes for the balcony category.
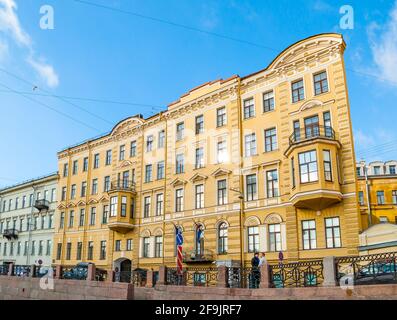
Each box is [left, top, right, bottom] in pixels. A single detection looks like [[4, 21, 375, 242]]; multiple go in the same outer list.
[[183, 250, 215, 264], [3, 229, 18, 240], [34, 199, 50, 211], [289, 125, 335, 145], [108, 180, 136, 194], [107, 219, 135, 234]]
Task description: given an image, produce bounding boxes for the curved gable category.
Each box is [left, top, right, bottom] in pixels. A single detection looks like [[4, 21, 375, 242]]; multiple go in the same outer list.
[[110, 115, 145, 136]]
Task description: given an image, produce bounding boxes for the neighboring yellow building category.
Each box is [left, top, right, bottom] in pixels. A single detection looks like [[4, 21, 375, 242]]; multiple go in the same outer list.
[[53, 33, 361, 273], [357, 160, 397, 229]]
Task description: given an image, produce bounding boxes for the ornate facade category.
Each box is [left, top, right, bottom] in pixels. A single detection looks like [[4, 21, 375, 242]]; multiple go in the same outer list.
[[53, 33, 361, 272]]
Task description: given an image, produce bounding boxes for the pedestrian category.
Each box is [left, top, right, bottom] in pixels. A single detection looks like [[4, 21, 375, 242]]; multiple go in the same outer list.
[[251, 252, 260, 288], [259, 252, 267, 267]]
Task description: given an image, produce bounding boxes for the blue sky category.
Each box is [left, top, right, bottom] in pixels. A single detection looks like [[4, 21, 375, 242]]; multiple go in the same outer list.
[[0, 0, 396, 187]]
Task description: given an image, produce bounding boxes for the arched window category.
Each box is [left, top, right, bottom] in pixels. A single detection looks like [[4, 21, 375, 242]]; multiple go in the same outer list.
[[218, 222, 228, 254]]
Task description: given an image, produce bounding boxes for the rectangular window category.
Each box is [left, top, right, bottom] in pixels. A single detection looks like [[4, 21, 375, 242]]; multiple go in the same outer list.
[[246, 174, 257, 201], [46, 240, 52, 256], [143, 238, 150, 258], [323, 111, 332, 138], [79, 209, 85, 227], [302, 220, 317, 250], [100, 241, 106, 260], [292, 79, 304, 103], [243, 98, 255, 119], [146, 135, 153, 152], [110, 197, 118, 217], [325, 217, 341, 248], [390, 165, 396, 175], [121, 196, 127, 217], [119, 145, 125, 161], [291, 157, 296, 188], [76, 242, 82, 260], [69, 210, 74, 228], [87, 242, 94, 260], [61, 187, 67, 201], [115, 240, 121, 252], [156, 193, 163, 216], [217, 107, 226, 127], [245, 133, 257, 157], [105, 150, 112, 165], [72, 160, 78, 175], [304, 115, 320, 138], [70, 185, 76, 200], [195, 147, 204, 169], [66, 243, 71, 260], [145, 164, 152, 183], [59, 212, 65, 229], [176, 154, 184, 174], [102, 205, 109, 224], [158, 130, 165, 148], [380, 216, 388, 223], [81, 181, 87, 197], [104, 176, 110, 192], [157, 161, 165, 180], [17, 242, 21, 256], [90, 207, 96, 226], [265, 128, 277, 152], [126, 239, 133, 251], [358, 191, 364, 206], [195, 115, 204, 134], [269, 224, 282, 252], [323, 150, 333, 181], [83, 157, 88, 172], [299, 150, 318, 183], [377, 191, 385, 205], [263, 90, 275, 112], [130, 141, 137, 157], [314, 71, 329, 95], [175, 189, 184, 212], [63, 163, 69, 177], [392, 191, 397, 205], [176, 122, 184, 141], [217, 179, 227, 205], [374, 166, 381, 175], [266, 170, 279, 198], [195, 184, 204, 209], [48, 215, 53, 229], [247, 226, 259, 253], [92, 179, 98, 195], [56, 243, 62, 260], [93, 153, 100, 169], [144, 196, 151, 218], [155, 236, 163, 258], [217, 140, 227, 164]]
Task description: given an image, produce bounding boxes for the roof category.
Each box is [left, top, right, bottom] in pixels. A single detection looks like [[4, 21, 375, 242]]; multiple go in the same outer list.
[[0, 172, 59, 194]]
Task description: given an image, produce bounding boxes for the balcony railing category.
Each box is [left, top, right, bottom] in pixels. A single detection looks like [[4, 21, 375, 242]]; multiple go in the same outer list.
[[289, 125, 336, 146], [34, 199, 50, 211], [3, 229, 18, 240], [108, 180, 136, 193]]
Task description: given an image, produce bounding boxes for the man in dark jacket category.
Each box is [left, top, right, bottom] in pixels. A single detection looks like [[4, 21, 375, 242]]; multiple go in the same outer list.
[[251, 252, 260, 288]]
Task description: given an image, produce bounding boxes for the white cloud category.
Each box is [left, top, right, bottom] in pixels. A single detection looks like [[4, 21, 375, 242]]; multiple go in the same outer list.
[[0, 0, 59, 88], [27, 56, 59, 88], [368, 1, 397, 86]]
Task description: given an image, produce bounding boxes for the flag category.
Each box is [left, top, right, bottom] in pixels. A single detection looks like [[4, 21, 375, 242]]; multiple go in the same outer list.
[[196, 226, 204, 244], [175, 226, 183, 275]]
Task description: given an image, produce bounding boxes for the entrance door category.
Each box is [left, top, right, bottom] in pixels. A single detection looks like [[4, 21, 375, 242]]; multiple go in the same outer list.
[[119, 259, 132, 283]]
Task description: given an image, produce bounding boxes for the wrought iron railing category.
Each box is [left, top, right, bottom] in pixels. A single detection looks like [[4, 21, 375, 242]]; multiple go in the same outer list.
[[95, 269, 107, 281], [336, 252, 397, 286], [166, 267, 218, 287], [0, 264, 9, 275], [14, 265, 31, 277], [132, 270, 147, 287], [34, 266, 56, 278], [227, 267, 262, 289], [269, 260, 324, 288], [114, 271, 132, 283], [183, 250, 215, 263], [34, 199, 50, 211], [109, 180, 136, 193], [3, 228, 18, 240], [289, 125, 335, 146], [60, 265, 87, 280]]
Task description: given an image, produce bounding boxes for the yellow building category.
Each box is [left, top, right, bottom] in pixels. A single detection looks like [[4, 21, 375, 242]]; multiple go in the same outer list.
[[53, 33, 361, 273], [357, 160, 397, 229]]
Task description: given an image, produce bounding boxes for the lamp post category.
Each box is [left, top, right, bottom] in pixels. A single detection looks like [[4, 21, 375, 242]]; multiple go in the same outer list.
[[230, 188, 244, 268]]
